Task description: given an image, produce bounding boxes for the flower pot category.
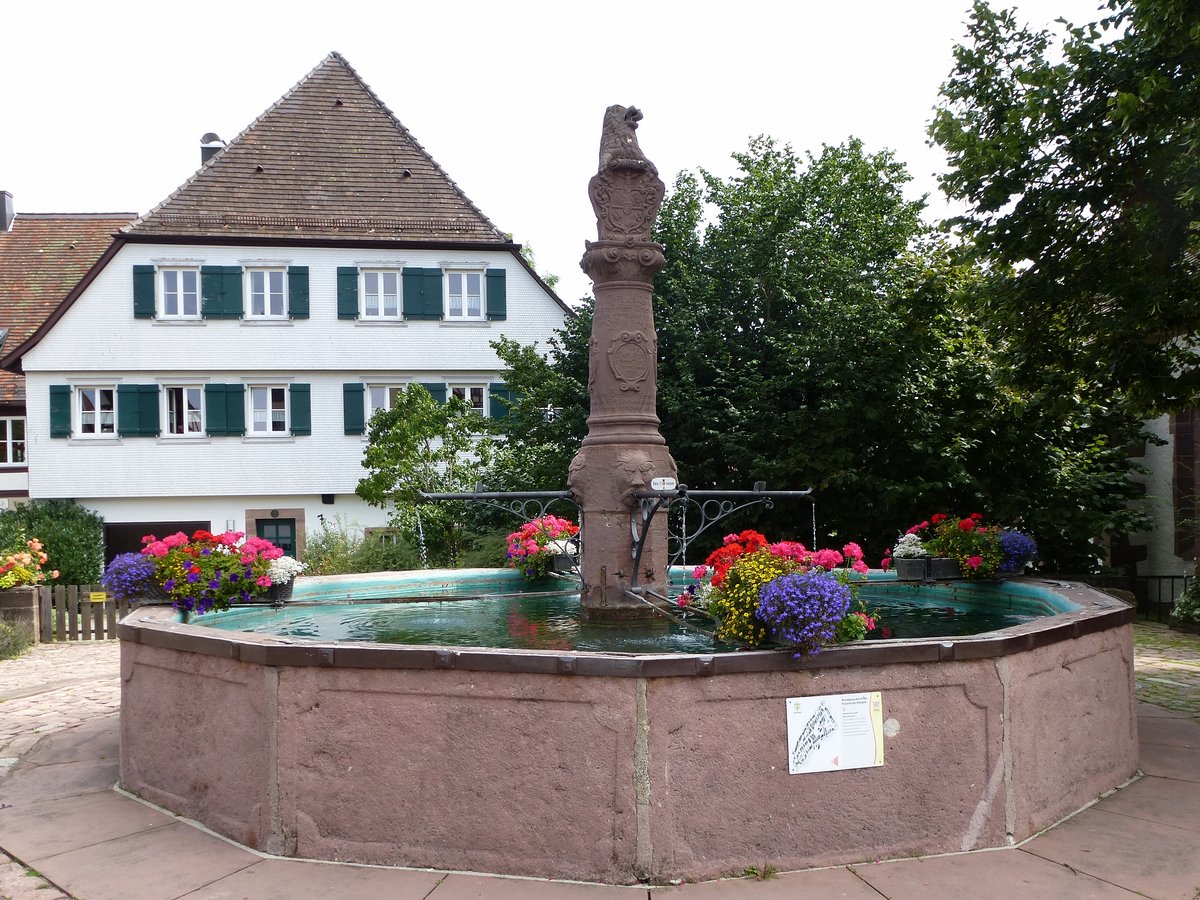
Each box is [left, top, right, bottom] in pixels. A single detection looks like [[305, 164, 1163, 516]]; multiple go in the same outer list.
[[928, 557, 963, 580], [893, 558, 928, 582], [267, 582, 294, 604]]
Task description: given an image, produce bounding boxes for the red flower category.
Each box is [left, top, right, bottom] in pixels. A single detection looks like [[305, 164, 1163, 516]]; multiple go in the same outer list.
[[958, 518, 976, 532], [188, 564, 201, 574], [931, 513, 947, 524], [192, 529, 214, 542], [969, 512, 984, 521]]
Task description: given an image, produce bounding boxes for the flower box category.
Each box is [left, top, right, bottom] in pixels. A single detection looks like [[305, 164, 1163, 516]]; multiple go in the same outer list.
[[893, 558, 928, 581], [0, 586, 40, 644], [927, 557, 963, 580], [267, 582, 294, 604]]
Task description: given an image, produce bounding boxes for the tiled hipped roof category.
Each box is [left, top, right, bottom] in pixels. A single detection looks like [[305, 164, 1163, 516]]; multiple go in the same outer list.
[[0, 214, 135, 404], [129, 53, 507, 243]]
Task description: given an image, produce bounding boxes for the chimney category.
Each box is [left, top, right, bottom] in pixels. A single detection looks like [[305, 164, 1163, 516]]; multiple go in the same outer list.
[[2, 192, 13, 232], [200, 133, 225, 165]]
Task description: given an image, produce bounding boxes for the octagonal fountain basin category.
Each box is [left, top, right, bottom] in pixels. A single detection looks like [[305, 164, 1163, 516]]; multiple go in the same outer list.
[[117, 570, 1137, 885]]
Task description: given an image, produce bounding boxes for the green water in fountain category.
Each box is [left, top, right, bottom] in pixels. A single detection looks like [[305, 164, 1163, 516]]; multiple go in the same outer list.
[[194, 576, 1073, 652]]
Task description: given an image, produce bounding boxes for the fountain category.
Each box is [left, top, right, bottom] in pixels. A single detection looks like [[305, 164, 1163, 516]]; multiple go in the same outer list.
[[117, 106, 1138, 885]]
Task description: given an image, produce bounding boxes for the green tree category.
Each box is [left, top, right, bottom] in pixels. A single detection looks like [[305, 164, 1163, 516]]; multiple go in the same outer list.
[[356, 385, 494, 567], [0, 500, 105, 585], [929, 0, 1200, 415]]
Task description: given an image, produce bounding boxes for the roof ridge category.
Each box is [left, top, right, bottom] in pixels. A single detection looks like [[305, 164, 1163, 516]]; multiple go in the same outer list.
[[123, 52, 341, 234]]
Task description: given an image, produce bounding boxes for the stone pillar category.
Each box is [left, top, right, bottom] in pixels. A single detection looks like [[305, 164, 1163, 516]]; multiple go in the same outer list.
[[568, 106, 677, 619]]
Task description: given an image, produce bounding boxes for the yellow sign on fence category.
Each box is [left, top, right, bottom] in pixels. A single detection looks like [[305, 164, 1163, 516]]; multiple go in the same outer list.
[[88, 591, 107, 604]]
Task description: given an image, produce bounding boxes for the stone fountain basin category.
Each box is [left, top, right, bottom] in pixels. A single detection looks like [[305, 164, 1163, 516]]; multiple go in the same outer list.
[[116, 576, 1136, 885]]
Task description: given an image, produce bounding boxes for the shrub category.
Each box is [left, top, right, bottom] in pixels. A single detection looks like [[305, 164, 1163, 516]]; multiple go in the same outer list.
[[0, 500, 104, 585], [1172, 583, 1200, 625], [0, 621, 32, 660]]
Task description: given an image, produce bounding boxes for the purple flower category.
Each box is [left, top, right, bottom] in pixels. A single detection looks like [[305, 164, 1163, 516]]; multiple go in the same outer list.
[[186, 571, 200, 583], [997, 530, 1037, 575], [164, 578, 177, 591], [208, 578, 221, 589], [757, 571, 852, 658], [229, 572, 239, 582]]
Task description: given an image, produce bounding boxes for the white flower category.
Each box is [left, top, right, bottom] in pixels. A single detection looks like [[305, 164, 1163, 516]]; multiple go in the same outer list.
[[267, 555, 307, 585], [891, 533, 928, 559]]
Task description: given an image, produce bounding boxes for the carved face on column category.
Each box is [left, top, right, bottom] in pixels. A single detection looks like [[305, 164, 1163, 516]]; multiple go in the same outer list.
[[617, 450, 655, 509]]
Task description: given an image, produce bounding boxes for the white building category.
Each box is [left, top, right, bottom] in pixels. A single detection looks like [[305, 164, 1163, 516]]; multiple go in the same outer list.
[[1, 53, 568, 558]]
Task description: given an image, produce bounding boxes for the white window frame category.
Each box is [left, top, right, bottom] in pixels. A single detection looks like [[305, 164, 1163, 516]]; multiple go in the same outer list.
[[162, 386, 205, 438], [450, 384, 487, 413], [444, 269, 485, 321], [159, 267, 201, 319], [245, 267, 287, 319], [360, 269, 402, 320], [367, 384, 408, 419], [75, 386, 116, 438], [0, 416, 25, 465], [249, 385, 289, 435]]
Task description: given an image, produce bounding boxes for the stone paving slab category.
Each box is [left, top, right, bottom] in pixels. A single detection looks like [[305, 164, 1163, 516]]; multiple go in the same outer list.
[[651, 865, 880, 897], [850, 849, 1146, 899], [178, 858, 449, 900], [31, 822, 258, 900], [1022, 806, 1200, 900], [0, 790, 175, 862], [1094, 774, 1200, 832], [0, 857, 69, 900], [427, 874, 644, 898]]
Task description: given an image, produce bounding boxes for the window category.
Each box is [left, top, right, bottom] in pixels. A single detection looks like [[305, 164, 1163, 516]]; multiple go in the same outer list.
[[451, 385, 485, 412], [250, 386, 288, 434], [0, 417, 25, 464], [362, 270, 401, 319], [164, 387, 204, 436], [160, 268, 200, 318], [246, 268, 286, 318], [445, 271, 484, 320], [368, 384, 407, 417], [77, 387, 115, 436]]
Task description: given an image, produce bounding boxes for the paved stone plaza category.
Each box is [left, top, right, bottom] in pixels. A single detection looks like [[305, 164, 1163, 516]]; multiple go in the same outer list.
[[1, 624, 1198, 899]]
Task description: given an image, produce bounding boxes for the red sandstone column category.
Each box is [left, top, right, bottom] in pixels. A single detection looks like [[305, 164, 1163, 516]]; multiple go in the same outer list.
[[569, 106, 678, 619]]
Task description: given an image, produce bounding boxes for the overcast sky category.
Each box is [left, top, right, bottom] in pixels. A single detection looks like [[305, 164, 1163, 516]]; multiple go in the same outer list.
[[6, 0, 1104, 304]]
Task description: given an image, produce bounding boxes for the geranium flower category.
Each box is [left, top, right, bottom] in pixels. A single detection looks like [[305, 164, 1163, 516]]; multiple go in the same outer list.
[[958, 518, 976, 532], [967, 555, 983, 570]]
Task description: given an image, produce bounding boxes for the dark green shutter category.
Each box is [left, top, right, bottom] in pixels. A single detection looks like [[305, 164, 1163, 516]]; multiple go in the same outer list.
[[133, 265, 156, 318], [205, 385, 227, 435], [489, 383, 516, 420], [222, 266, 243, 317], [225, 384, 245, 435], [289, 383, 311, 436], [402, 268, 443, 320], [419, 382, 447, 403], [117, 384, 159, 437], [486, 270, 507, 321], [287, 267, 309, 319], [49, 385, 72, 438], [402, 268, 425, 319], [337, 267, 359, 319], [201, 267, 243, 319], [205, 384, 245, 436], [343, 384, 366, 435], [424, 268, 444, 319]]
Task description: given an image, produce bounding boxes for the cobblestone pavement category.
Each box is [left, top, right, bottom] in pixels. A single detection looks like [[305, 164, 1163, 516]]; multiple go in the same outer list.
[[1, 623, 1198, 899], [0, 641, 119, 900], [1134, 619, 1200, 717]]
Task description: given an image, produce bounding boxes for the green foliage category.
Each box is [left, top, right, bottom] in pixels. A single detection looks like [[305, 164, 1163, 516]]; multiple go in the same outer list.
[[1172, 581, 1200, 624], [301, 515, 421, 576], [930, 0, 1200, 416], [0, 500, 104, 585], [0, 621, 32, 660], [356, 385, 494, 567]]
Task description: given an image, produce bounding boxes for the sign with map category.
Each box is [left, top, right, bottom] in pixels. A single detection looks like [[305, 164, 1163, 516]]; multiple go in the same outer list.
[[786, 691, 884, 774]]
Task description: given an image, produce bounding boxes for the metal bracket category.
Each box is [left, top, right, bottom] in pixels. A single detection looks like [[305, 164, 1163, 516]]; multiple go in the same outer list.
[[418, 486, 582, 578], [628, 482, 813, 588]]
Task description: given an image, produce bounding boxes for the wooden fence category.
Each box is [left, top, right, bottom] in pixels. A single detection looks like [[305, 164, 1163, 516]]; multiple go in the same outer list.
[[37, 585, 133, 642]]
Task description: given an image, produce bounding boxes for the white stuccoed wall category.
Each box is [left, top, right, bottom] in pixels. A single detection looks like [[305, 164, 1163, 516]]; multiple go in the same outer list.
[[1130, 414, 1193, 575], [21, 241, 568, 524]]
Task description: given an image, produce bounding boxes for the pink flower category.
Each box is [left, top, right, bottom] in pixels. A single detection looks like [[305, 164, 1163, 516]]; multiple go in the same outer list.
[[163, 532, 189, 548], [218, 531, 243, 547], [241, 554, 255, 564], [145, 542, 169, 557], [264, 547, 284, 560], [769, 541, 808, 562], [676, 595, 690, 608], [691, 565, 708, 580], [723, 533, 740, 544], [852, 560, 869, 574], [841, 542, 864, 561], [256, 575, 273, 588], [881, 557, 892, 570], [967, 555, 983, 570], [812, 548, 843, 570]]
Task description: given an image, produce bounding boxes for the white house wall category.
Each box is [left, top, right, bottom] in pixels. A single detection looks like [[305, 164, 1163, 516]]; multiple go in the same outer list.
[[1131, 414, 1192, 576], [20, 241, 567, 517]]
